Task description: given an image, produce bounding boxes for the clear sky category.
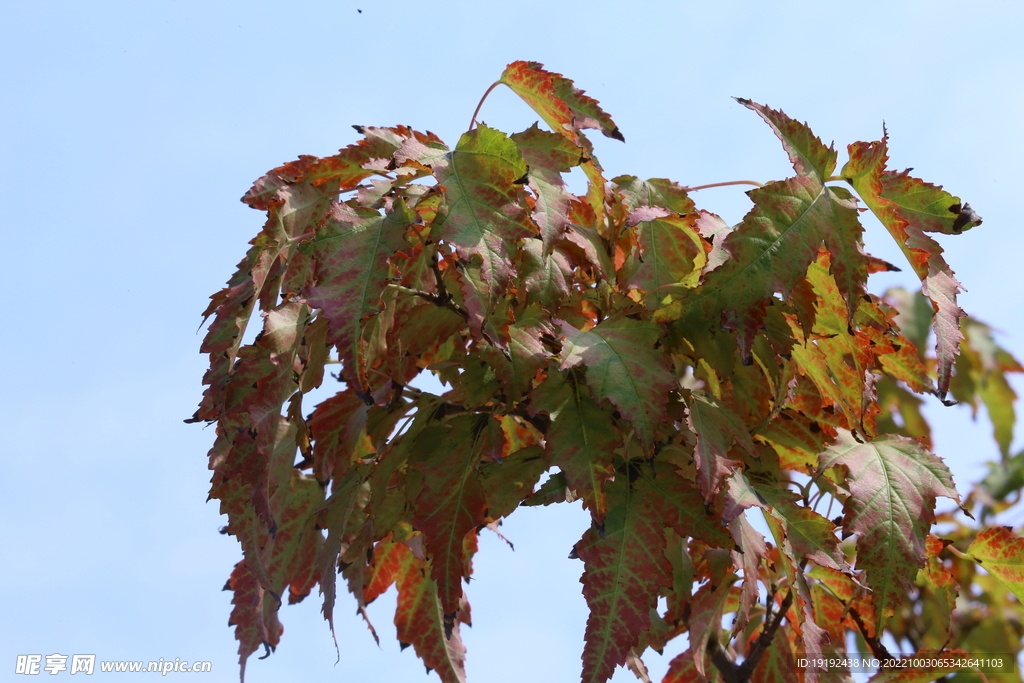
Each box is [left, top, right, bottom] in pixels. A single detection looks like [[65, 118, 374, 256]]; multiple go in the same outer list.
[[3, 1, 1023, 682]]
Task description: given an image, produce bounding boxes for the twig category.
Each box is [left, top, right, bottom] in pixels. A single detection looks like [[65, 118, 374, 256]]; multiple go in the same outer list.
[[684, 180, 764, 192]]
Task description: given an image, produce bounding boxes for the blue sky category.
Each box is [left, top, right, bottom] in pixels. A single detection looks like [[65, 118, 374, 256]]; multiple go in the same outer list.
[[3, 1, 1023, 681]]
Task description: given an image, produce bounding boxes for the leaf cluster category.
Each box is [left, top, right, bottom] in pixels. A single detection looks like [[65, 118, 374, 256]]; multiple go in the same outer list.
[[191, 62, 1024, 683]]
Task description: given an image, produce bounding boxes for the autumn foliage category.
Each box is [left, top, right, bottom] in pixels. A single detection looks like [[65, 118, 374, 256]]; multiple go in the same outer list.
[[190, 62, 1024, 683]]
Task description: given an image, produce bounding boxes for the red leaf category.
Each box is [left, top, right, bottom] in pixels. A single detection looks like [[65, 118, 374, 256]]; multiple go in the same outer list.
[[641, 461, 735, 549], [265, 471, 325, 604], [301, 200, 414, 390], [225, 559, 281, 682], [307, 389, 374, 483], [373, 540, 468, 683], [242, 126, 433, 210], [686, 391, 757, 502], [842, 137, 969, 400], [499, 61, 623, 145], [408, 416, 497, 620], [575, 476, 674, 683], [663, 649, 718, 683], [510, 123, 584, 251]]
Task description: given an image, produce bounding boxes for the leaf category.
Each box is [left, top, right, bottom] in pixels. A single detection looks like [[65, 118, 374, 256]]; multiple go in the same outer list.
[[879, 171, 982, 235], [519, 239, 572, 309], [558, 316, 673, 450], [575, 476, 674, 683], [951, 320, 1023, 459], [737, 99, 836, 181], [489, 303, 556, 403], [242, 126, 428, 210], [478, 445, 547, 520], [968, 526, 1024, 603], [641, 460, 735, 549], [663, 649, 719, 683], [225, 559, 281, 681], [842, 136, 968, 400], [915, 536, 958, 644], [510, 123, 584, 251], [628, 213, 707, 303], [730, 514, 767, 636], [613, 176, 696, 216], [407, 416, 498, 622], [316, 466, 371, 640], [373, 540, 468, 683], [266, 471, 325, 604], [498, 61, 621, 225], [499, 61, 623, 144], [755, 486, 850, 573], [818, 430, 962, 627], [687, 391, 757, 502], [530, 369, 621, 521], [301, 200, 414, 390], [749, 622, 798, 683], [434, 123, 535, 293], [676, 175, 866, 357], [686, 578, 737, 679], [307, 389, 375, 482]]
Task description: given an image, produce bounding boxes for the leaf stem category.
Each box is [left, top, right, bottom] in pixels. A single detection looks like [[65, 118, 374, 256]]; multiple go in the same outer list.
[[468, 80, 502, 132], [944, 544, 973, 562], [685, 180, 763, 192]]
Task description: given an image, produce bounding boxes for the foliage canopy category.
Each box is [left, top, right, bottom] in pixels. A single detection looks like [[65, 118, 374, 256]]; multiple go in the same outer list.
[[191, 62, 1024, 683]]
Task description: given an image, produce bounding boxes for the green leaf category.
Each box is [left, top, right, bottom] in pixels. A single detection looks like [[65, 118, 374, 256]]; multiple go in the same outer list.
[[530, 369, 621, 520], [519, 239, 571, 310], [434, 123, 535, 292], [879, 170, 982, 235], [627, 212, 707, 303], [737, 99, 837, 181], [558, 316, 673, 450], [818, 431, 962, 627], [478, 445, 547, 520], [951, 319, 1023, 459], [676, 175, 866, 356], [613, 176, 696, 215], [755, 486, 850, 573]]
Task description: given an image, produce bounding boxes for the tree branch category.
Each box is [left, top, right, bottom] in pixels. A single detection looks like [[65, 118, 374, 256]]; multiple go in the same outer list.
[[707, 588, 794, 683]]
